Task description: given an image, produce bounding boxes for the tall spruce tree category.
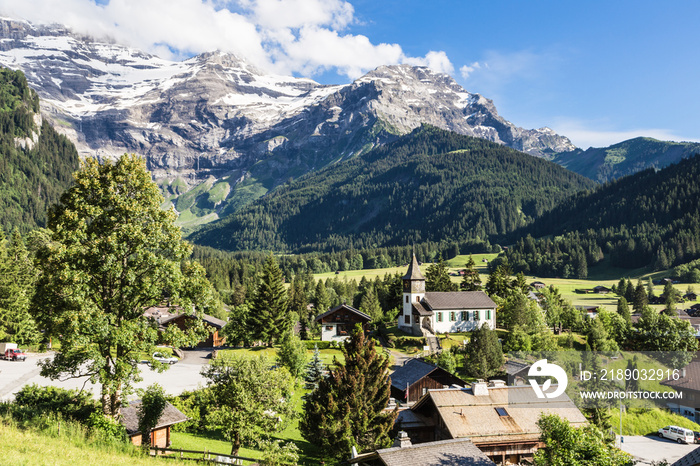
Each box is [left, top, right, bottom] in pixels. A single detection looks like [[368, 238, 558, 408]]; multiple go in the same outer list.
[[464, 322, 504, 379], [425, 254, 457, 292], [0, 230, 39, 344], [460, 255, 482, 291], [248, 255, 290, 346], [300, 326, 396, 458], [305, 345, 325, 391]]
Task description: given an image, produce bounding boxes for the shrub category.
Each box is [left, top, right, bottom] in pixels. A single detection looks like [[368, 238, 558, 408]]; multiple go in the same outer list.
[[303, 340, 330, 350], [13, 384, 97, 422], [167, 388, 212, 433], [86, 411, 127, 442]]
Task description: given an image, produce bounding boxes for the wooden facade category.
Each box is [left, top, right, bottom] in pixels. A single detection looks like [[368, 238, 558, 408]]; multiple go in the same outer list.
[[315, 304, 371, 341], [129, 426, 171, 448], [390, 359, 467, 403]]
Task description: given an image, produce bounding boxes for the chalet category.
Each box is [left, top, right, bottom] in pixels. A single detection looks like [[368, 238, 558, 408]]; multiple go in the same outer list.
[[145, 306, 227, 347], [348, 435, 496, 465], [398, 254, 496, 336], [530, 281, 546, 290], [686, 292, 698, 302], [315, 303, 371, 342], [593, 285, 611, 294], [575, 305, 599, 318], [120, 401, 188, 448], [662, 356, 700, 423], [407, 382, 587, 464], [504, 359, 531, 386], [389, 358, 467, 403]]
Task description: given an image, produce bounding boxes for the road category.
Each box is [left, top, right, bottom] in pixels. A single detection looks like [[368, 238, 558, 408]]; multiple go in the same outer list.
[[0, 348, 213, 402], [618, 435, 699, 464]]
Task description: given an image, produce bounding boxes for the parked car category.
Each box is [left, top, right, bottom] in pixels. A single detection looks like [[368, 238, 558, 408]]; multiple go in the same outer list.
[[151, 352, 178, 365], [0, 343, 26, 361], [658, 425, 695, 444], [693, 431, 700, 444]]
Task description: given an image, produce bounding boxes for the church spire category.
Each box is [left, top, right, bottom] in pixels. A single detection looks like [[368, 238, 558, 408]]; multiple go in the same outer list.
[[402, 253, 425, 280]]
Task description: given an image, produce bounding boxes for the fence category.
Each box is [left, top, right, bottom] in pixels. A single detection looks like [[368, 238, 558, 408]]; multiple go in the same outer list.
[[150, 446, 258, 465]]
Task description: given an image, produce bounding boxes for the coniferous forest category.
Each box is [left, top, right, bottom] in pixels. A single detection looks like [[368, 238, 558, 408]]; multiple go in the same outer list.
[[0, 69, 80, 231]]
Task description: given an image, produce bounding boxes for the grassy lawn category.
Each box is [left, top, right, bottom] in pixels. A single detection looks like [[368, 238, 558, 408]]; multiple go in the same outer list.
[[171, 386, 324, 465], [611, 407, 700, 436], [217, 344, 344, 368]]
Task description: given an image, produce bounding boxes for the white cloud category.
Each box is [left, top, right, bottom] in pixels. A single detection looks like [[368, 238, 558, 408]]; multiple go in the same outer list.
[[0, 0, 453, 80], [550, 119, 700, 149], [459, 61, 482, 79]]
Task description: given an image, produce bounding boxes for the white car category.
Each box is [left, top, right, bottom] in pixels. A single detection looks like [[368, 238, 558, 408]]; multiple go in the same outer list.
[[152, 352, 178, 365], [658, 425, 694, 444]]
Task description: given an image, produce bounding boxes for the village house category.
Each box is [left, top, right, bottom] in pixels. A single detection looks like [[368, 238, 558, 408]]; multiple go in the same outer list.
[[144, 306, 227, 347], [662, 356, 700, 422], [348, 435, 496, 465], [315, 303, 371, 342], [389, 358, 468, 404], [530, 281, 546, 290], [120, 400, 188, 448], [398, 254, 496, 336], [405, 381, 587, 465]]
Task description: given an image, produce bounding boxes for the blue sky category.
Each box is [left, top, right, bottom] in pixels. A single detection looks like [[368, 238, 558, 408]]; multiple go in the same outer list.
[[1, 0, 698, 148]]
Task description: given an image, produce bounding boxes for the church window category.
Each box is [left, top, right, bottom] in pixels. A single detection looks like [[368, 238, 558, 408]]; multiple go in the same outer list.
[[475, 310, 480, 320], [416, 296, 420, 302], [406, 296, 409, 303], [461, 311, 468, 321], [450, 312, 456, 321], [436, 312, 443, 322], [405, 315, 410, 324], [486, 310, 491, 320]]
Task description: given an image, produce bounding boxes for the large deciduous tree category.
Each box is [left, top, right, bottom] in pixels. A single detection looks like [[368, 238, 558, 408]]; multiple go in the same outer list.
[[33, 155, 214, 418], [202, 353, 296, 456], [300, 326, 396, 458]]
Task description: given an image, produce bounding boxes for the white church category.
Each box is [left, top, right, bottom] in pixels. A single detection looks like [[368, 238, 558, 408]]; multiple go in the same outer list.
[[398, 254, 497, 336]]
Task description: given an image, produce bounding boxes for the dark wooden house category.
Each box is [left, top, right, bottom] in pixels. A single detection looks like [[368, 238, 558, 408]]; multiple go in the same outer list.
[[390, 358, 467, 403], [315, 304, 371, 342], [158, 311, 227, 347], [121, 401, 188, 448]]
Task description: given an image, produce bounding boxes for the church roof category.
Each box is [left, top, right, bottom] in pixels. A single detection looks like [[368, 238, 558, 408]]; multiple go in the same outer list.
[[423, 292, 496, 310], [402, 253, 425, 281], [412, 302, 433, 316]]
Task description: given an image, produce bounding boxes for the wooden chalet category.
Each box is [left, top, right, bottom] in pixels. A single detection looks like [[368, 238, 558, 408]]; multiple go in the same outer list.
[[121, 401, 188, 448], [145, 306, 227, 347], [504, 359, 531, 386], [686, 292, 698, 302], [593, 285, 611, 294], [530, 281, 546, 290], [315, 304, 371, 342], [406, 382, 587, 465], [349, 435, 496, 466], [390, 358, 467, 403]]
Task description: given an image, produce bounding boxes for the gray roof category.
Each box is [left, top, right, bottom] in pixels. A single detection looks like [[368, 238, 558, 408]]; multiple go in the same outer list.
[[412, 302, 433, 316], [402, 254, 425, 281], [376, 438, 496, 466], [390, 358, 438, 391], [120, 400, 188, 435], [505, 359, 531, 376], [672, 445, 700, 466], [424, 291, 496, 310], [314, 303, 371, 323]]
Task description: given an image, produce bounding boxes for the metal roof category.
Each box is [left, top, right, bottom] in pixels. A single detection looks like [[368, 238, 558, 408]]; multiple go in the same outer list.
[[402, 254, 425, 281], [376, 438, 496, 466], [424, 291, 496, 310], [390, 359, 439, 391]]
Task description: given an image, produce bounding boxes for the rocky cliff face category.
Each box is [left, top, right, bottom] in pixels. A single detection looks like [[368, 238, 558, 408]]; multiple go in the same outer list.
[[0, 17, 575, 226]]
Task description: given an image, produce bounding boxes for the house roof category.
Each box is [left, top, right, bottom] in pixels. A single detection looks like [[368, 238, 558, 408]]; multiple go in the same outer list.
[[402, 254, 425, 281], [375, 438, 496, 466], [505, 359, 531, 376], [120, 400, 188, 435], [314, 303, 371, 323], [412, 386, 586, 444], [423, 292, 496, 310], [158, 312, 227, 329], [662, 357, 700, 392], [390, 359, 440, 391], [411, 302, 433, 316]]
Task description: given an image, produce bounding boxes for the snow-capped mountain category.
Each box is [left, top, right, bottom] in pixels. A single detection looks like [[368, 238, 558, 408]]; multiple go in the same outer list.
[[0, 17, 575, 226]]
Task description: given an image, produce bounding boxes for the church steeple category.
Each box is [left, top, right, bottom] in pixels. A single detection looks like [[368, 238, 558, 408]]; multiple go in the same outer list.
[[399, 253, 425, 333], [402, 253, 425, 281]]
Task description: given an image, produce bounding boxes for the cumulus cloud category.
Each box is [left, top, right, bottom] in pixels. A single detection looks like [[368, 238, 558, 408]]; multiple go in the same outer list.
[[459, 61, 482, 79], [0, 0, 454, 80]]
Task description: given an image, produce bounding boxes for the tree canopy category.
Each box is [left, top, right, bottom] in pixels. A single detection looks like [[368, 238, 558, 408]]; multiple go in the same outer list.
[[33, 154, 215, 417]]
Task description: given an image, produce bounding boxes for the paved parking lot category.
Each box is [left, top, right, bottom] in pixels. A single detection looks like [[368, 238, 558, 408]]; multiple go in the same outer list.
[[0, 349, 212, 401], [618, 435, 700, 464]]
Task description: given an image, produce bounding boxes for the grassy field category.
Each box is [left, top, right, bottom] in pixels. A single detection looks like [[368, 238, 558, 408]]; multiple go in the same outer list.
[[611, 407, 700, 436], [0, 418, 163, 466]]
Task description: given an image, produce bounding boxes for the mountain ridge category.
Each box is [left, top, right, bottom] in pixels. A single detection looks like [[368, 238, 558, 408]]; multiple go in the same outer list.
[[0, 17, 575, 227]]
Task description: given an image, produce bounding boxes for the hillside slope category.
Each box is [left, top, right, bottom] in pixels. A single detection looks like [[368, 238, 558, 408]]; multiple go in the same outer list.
[[501, 155, 700, 276], [190, 126, 594, 253], [553, 137, 700, 182], [0, 68, 79, 231]]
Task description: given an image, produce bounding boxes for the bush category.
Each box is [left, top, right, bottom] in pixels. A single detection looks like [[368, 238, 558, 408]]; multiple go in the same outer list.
[[86, 411, 127, 442], [13, 384, 97, 422], [167, 388, 212, 433], [303, 340, 331, 350]]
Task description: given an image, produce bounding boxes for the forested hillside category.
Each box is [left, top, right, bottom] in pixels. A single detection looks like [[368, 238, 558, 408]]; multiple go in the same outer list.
[[190, 125, 594, 253], [0, 68, 79, 231], [500, 155, 700, 277], [553, 137, 700, 182]]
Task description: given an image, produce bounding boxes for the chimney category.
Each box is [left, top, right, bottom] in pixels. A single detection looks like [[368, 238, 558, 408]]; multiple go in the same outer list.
[[392, 431, 412, 448], [488, 380, 506, 388], [471, 381, 489, 396]]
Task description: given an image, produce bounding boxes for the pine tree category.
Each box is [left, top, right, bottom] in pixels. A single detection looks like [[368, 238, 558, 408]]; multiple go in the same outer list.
[[464, 322, 503, 379], [314, 279, 331, 315], [616, 298, 631, 325], [248, 255, 290, 346], [277, 330, 307, 379], [633, 280, 648, 313], [0, 229, 39, 344], [305, 345, 325, 391], [359, 286, 383, 323], [616, 278, 627, 297], [300, 326, 396, 458], [425, 254, 457, 292], [460, 255, 482, 291]]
